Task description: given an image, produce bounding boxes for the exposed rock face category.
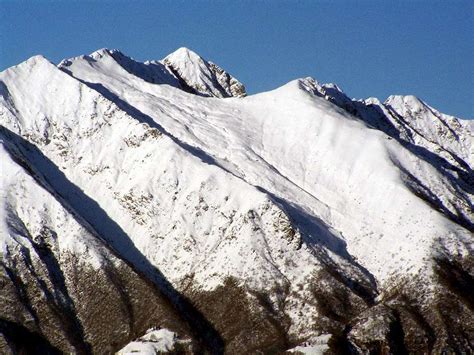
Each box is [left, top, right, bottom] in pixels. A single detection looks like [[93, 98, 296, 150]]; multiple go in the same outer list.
[[207, 61, 247, 98], [0, 49, 472, 354], [346, 255, 474, 354]]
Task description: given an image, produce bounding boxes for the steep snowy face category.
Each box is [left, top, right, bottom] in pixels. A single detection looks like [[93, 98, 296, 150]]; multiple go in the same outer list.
[[303, 77, 473, 171], [59, 48, 181, 88], [0, 126, 195, 354], [298, 77, 473, 230], [161, 47, 246, 97], [100, 48, 182, 87], [59, 47, 246, 99], [384, 95, 474, 167], [2, 53, 356, 352], [1, 48, 473, 354], [1, 55, 309, 292], [58, 51, 473, 285], [0, 134, 104, 270]]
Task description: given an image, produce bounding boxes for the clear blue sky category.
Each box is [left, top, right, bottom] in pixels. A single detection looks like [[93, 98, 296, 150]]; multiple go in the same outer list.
[[1, 0, 472, 117]]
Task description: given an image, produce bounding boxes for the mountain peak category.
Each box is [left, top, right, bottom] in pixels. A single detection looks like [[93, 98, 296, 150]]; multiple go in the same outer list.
[[57, 47, 246, 98], [1, 54, 56, 79], [25, 54, 49, 64], [162, 47, 246, 98], [89, 48, 128, 61], [16, 55, 52, 70], [385, 94, 424, 107], [384, 95, 432, 118], [165, 47, 203, 63]]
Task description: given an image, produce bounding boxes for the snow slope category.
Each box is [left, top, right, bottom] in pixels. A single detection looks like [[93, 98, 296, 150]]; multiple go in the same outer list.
[[58, 49, 472, 284], [60, 47, 246, 98], [1, 48, 473, 353]]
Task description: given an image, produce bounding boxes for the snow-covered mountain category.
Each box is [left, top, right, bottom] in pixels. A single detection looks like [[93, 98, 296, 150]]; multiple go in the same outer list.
[[0, 48, 472, 354]]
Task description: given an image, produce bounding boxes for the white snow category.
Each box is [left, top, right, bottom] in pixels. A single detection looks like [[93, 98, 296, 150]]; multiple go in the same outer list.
[[1, 48, 472, 345], [287, 334, 331, 354], [0, 131, 107, 269], [117, 328, 186, 354], [162, 47, 245, 97]]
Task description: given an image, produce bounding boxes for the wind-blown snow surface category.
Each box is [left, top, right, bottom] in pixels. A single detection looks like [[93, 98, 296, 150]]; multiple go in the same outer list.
[[0, 48, 473, 353]]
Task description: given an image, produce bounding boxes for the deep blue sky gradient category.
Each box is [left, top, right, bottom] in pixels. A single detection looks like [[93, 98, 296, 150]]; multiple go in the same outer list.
[[1, 0, 472, 117]]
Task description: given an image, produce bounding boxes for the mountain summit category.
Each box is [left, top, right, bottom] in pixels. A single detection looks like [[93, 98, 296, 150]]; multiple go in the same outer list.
[[162, 47, 246, 98], [0, 48, 472, 354], [59, 47, 246, 98]]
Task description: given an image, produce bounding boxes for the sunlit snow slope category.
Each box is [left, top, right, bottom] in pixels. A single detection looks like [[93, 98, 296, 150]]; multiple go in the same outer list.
[[1, 48, 472, 354]]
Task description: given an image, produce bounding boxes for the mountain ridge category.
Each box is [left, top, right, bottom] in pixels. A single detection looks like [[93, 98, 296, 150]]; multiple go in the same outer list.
[[1, 48, 472, 354]]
